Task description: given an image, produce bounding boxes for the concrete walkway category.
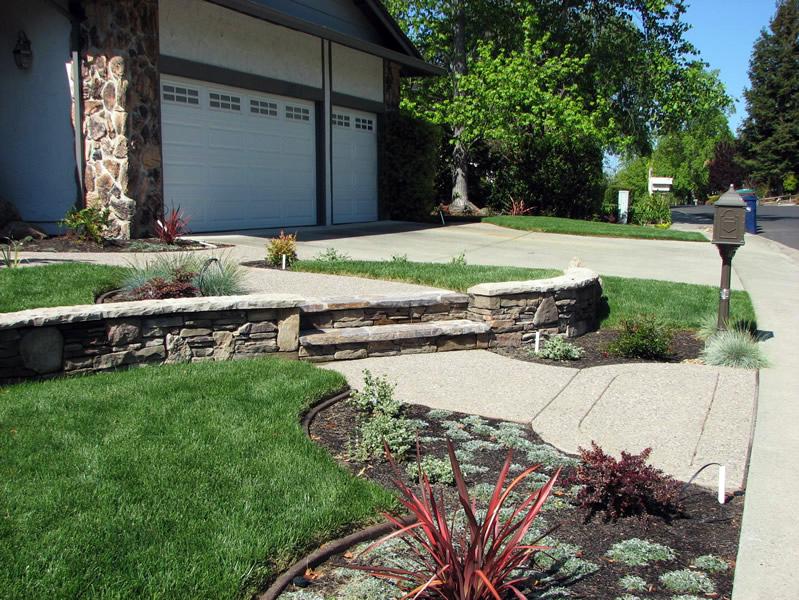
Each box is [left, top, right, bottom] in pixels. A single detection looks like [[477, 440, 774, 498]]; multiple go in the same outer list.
[[324, 351, 757, 491], [728, 235, 799, 599]]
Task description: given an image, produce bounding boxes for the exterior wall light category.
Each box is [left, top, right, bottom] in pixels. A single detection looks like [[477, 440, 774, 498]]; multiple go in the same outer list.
[[13, 31, 33, 70]]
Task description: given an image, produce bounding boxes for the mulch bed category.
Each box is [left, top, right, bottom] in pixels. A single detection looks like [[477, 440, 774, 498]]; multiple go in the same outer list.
[[285, 400, 742, 600], [16, 236, 226, 253], [493, 329, 704, 369]]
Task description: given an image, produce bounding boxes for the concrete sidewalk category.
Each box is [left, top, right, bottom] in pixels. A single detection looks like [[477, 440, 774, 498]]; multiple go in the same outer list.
[[729, 235, 799, 599], [324, 350, 757, 491]]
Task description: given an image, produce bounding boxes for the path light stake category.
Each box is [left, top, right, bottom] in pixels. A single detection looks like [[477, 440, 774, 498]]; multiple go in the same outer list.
[[711, 185, 746, 331], [281, 254, 286, 270], [718, 465, 726, 505], [535, 330, 541, 353]]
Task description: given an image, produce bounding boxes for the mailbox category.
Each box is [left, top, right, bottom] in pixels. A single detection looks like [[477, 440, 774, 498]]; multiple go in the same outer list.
[[712, 185, 746, 246]]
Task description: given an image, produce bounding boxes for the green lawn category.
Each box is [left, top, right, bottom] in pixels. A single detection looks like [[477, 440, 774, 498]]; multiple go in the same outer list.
[[0, 359, 391, 598], [294, 260, 755, 330], [295, 259, 560, 292], [0, 263, 128, 312], [483, 215, 708, 242]]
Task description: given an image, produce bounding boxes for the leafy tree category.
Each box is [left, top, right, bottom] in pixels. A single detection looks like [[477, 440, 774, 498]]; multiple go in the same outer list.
[[385, 0, 731, 213], [740, 0, 799, 194], [708, 140, 746, 194]]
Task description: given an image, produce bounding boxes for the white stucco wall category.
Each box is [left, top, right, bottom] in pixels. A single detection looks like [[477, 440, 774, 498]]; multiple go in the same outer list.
[[0, 0, 77, 229], [159, 0, 322, 88], [331, 43, 383, 103]]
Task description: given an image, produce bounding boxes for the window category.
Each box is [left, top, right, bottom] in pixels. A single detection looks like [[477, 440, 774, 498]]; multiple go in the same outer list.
[[162, 84, 199, 105], [332, 113, 350, 127], [354, 117, 374, 131], [250, 99, 278, 117], [209, 92, 241, 111], [286, 105, 311, 121]]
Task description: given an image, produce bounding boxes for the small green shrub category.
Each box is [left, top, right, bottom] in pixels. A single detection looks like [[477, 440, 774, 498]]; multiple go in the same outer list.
[[405, 455, 454, 485], [618, 575, 648, 592], [692, 554, 729, 573], [536, 336, 585, 361], [314, 247, 351, 262], [0, 238, 25, 268], [449, 251, 467, 266], [606, 538, 676, 566], [390, 253, 409, 263], [265, 230, 298, 267], [608, 314, 673, 359], [631, 194, 672, 226], [348, 370, 401, 417], [61, 206, 111, 243], [658, 569, 715, 594], [701, 329, 768, 369]]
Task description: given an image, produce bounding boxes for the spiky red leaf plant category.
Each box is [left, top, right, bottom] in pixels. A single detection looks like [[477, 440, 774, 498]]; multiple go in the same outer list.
[[356, 440, 560, 599], [154, 206, 190, 244], [508, 197, 533, 216]]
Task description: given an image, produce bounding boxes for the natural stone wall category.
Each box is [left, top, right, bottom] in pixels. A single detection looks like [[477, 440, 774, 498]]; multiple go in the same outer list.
[[467, 268, 602, 347], [383, 60, 402, 112], [79, 0, 163, 239], [0, 296, 301, 384]]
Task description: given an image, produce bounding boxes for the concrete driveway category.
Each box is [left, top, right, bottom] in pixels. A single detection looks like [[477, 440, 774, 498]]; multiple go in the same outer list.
[[194, 220, 741, 288]]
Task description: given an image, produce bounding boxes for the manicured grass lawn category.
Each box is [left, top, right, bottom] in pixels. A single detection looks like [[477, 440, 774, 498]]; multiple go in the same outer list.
[[0, 263, 128, 313], [294, 260, 755, 329], [483, 215, 708, 242], [295, 260, 561, 292], [0, 359, 392, 598]]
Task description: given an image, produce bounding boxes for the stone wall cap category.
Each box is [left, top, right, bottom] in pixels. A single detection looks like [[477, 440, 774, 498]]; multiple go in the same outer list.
[[467, 268, 600, 297], [0, 294, 305, 330], [300, 319, 489, 346]]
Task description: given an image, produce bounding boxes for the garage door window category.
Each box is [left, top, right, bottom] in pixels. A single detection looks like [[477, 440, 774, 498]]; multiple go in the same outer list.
[[162, 84, 199, 106], [209, 92, 241, 111], [250, 99, 278, 117], [286, 105, 311, 121], [354, 117, 374, 131], [332, 113, 350, 127]]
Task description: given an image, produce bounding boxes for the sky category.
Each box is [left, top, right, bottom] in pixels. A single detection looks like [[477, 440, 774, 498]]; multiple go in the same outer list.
[[682, 0, 777, 133]]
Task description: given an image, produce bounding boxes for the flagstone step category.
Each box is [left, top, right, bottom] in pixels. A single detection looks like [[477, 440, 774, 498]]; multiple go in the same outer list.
[[298, 319, 491, 362]]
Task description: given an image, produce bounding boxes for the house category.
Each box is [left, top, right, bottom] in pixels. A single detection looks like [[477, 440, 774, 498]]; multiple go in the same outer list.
[[0, 0, 442, 238]]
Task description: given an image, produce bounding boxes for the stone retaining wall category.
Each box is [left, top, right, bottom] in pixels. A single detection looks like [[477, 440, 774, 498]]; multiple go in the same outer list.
[[0, 295, 302, 384], [467, 268, 602, 347]]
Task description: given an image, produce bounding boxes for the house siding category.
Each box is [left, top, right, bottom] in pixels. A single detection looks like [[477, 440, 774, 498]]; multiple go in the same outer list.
[[0, 0, 77, 231], [331, 43, 383, 104], [159, 0, 322, 89]]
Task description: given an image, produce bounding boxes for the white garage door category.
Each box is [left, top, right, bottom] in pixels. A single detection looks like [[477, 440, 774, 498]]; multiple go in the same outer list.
[[160, 77, 317, 232], [332, 107, 378, 224]]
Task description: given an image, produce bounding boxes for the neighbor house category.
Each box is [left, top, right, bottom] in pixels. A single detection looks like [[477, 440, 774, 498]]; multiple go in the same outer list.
[[0, 0, 441, 237]]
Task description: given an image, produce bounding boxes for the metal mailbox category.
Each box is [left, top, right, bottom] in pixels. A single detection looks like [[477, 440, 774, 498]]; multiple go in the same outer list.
[[712, 185, 746, 246]]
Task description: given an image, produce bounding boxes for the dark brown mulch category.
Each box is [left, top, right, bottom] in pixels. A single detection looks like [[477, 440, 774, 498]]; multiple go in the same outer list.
[[15, 236, 226, 253], [493, 329, 704, 369], [298, 400, 741, 600]]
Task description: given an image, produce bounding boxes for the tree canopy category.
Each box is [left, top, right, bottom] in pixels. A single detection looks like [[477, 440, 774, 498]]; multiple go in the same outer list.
[[385, 0, 732, 213], [740, 0, 799, 195]]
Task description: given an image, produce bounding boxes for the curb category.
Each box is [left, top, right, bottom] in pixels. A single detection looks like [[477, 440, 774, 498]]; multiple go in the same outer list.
[[258, 386, 414, 600]]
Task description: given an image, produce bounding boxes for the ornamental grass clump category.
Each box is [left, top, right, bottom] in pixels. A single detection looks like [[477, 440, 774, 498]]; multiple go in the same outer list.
[[567, 442, 683, 522], [266, 230, 298, 267], [701, 329, 768, 369], [356, 440, 560, 600], [122, 253, 245, 299]]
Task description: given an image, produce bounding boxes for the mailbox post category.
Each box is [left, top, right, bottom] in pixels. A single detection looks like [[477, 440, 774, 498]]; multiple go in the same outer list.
[[712, 185, 746, 330]]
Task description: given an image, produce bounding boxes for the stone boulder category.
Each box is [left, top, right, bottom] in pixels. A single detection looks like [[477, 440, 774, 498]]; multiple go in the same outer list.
[[0, 220, 47, 241], [0, 198, 20, 228]]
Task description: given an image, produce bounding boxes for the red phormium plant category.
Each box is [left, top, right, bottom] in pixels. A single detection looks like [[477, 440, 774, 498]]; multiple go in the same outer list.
[[566, 442, 683, 522], [357, 440, 560, 599], [508, 197, 533, 216], [154, 207, 190, 244]]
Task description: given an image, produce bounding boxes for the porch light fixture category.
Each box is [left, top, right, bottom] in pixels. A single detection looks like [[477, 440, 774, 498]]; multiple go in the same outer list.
[[13, 31, 33, 70]]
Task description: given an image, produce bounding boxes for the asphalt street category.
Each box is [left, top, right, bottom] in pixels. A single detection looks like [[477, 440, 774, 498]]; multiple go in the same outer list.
[[672, 204, 799, 250]]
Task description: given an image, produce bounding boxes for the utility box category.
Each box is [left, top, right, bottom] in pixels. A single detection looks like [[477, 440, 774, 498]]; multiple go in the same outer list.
[[712, 185, 746, 246], [617, 190, 630, 224]]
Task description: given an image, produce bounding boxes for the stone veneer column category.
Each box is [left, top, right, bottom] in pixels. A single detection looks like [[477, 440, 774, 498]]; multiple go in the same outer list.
[[383, 61, 402, 112], [79, 0, 163, 239]]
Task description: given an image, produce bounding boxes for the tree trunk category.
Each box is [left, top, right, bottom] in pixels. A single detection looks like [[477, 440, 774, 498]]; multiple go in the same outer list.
[[449, 0, 478, 214]]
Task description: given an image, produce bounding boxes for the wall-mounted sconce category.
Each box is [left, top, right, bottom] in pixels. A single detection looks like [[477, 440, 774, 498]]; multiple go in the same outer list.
[[13, 31, 33, 70]]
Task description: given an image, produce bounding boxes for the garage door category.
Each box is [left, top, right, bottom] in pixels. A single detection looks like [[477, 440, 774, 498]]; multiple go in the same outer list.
[[160, 77, 317, 232], [332, 107, 378, 224]]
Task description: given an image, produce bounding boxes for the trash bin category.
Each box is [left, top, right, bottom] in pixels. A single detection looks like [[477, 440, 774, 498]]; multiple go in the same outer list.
[[737, 188, 758, 234]]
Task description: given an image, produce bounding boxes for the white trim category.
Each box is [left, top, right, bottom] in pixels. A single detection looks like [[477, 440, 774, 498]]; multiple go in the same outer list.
[[323, 40, 333, 226]]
